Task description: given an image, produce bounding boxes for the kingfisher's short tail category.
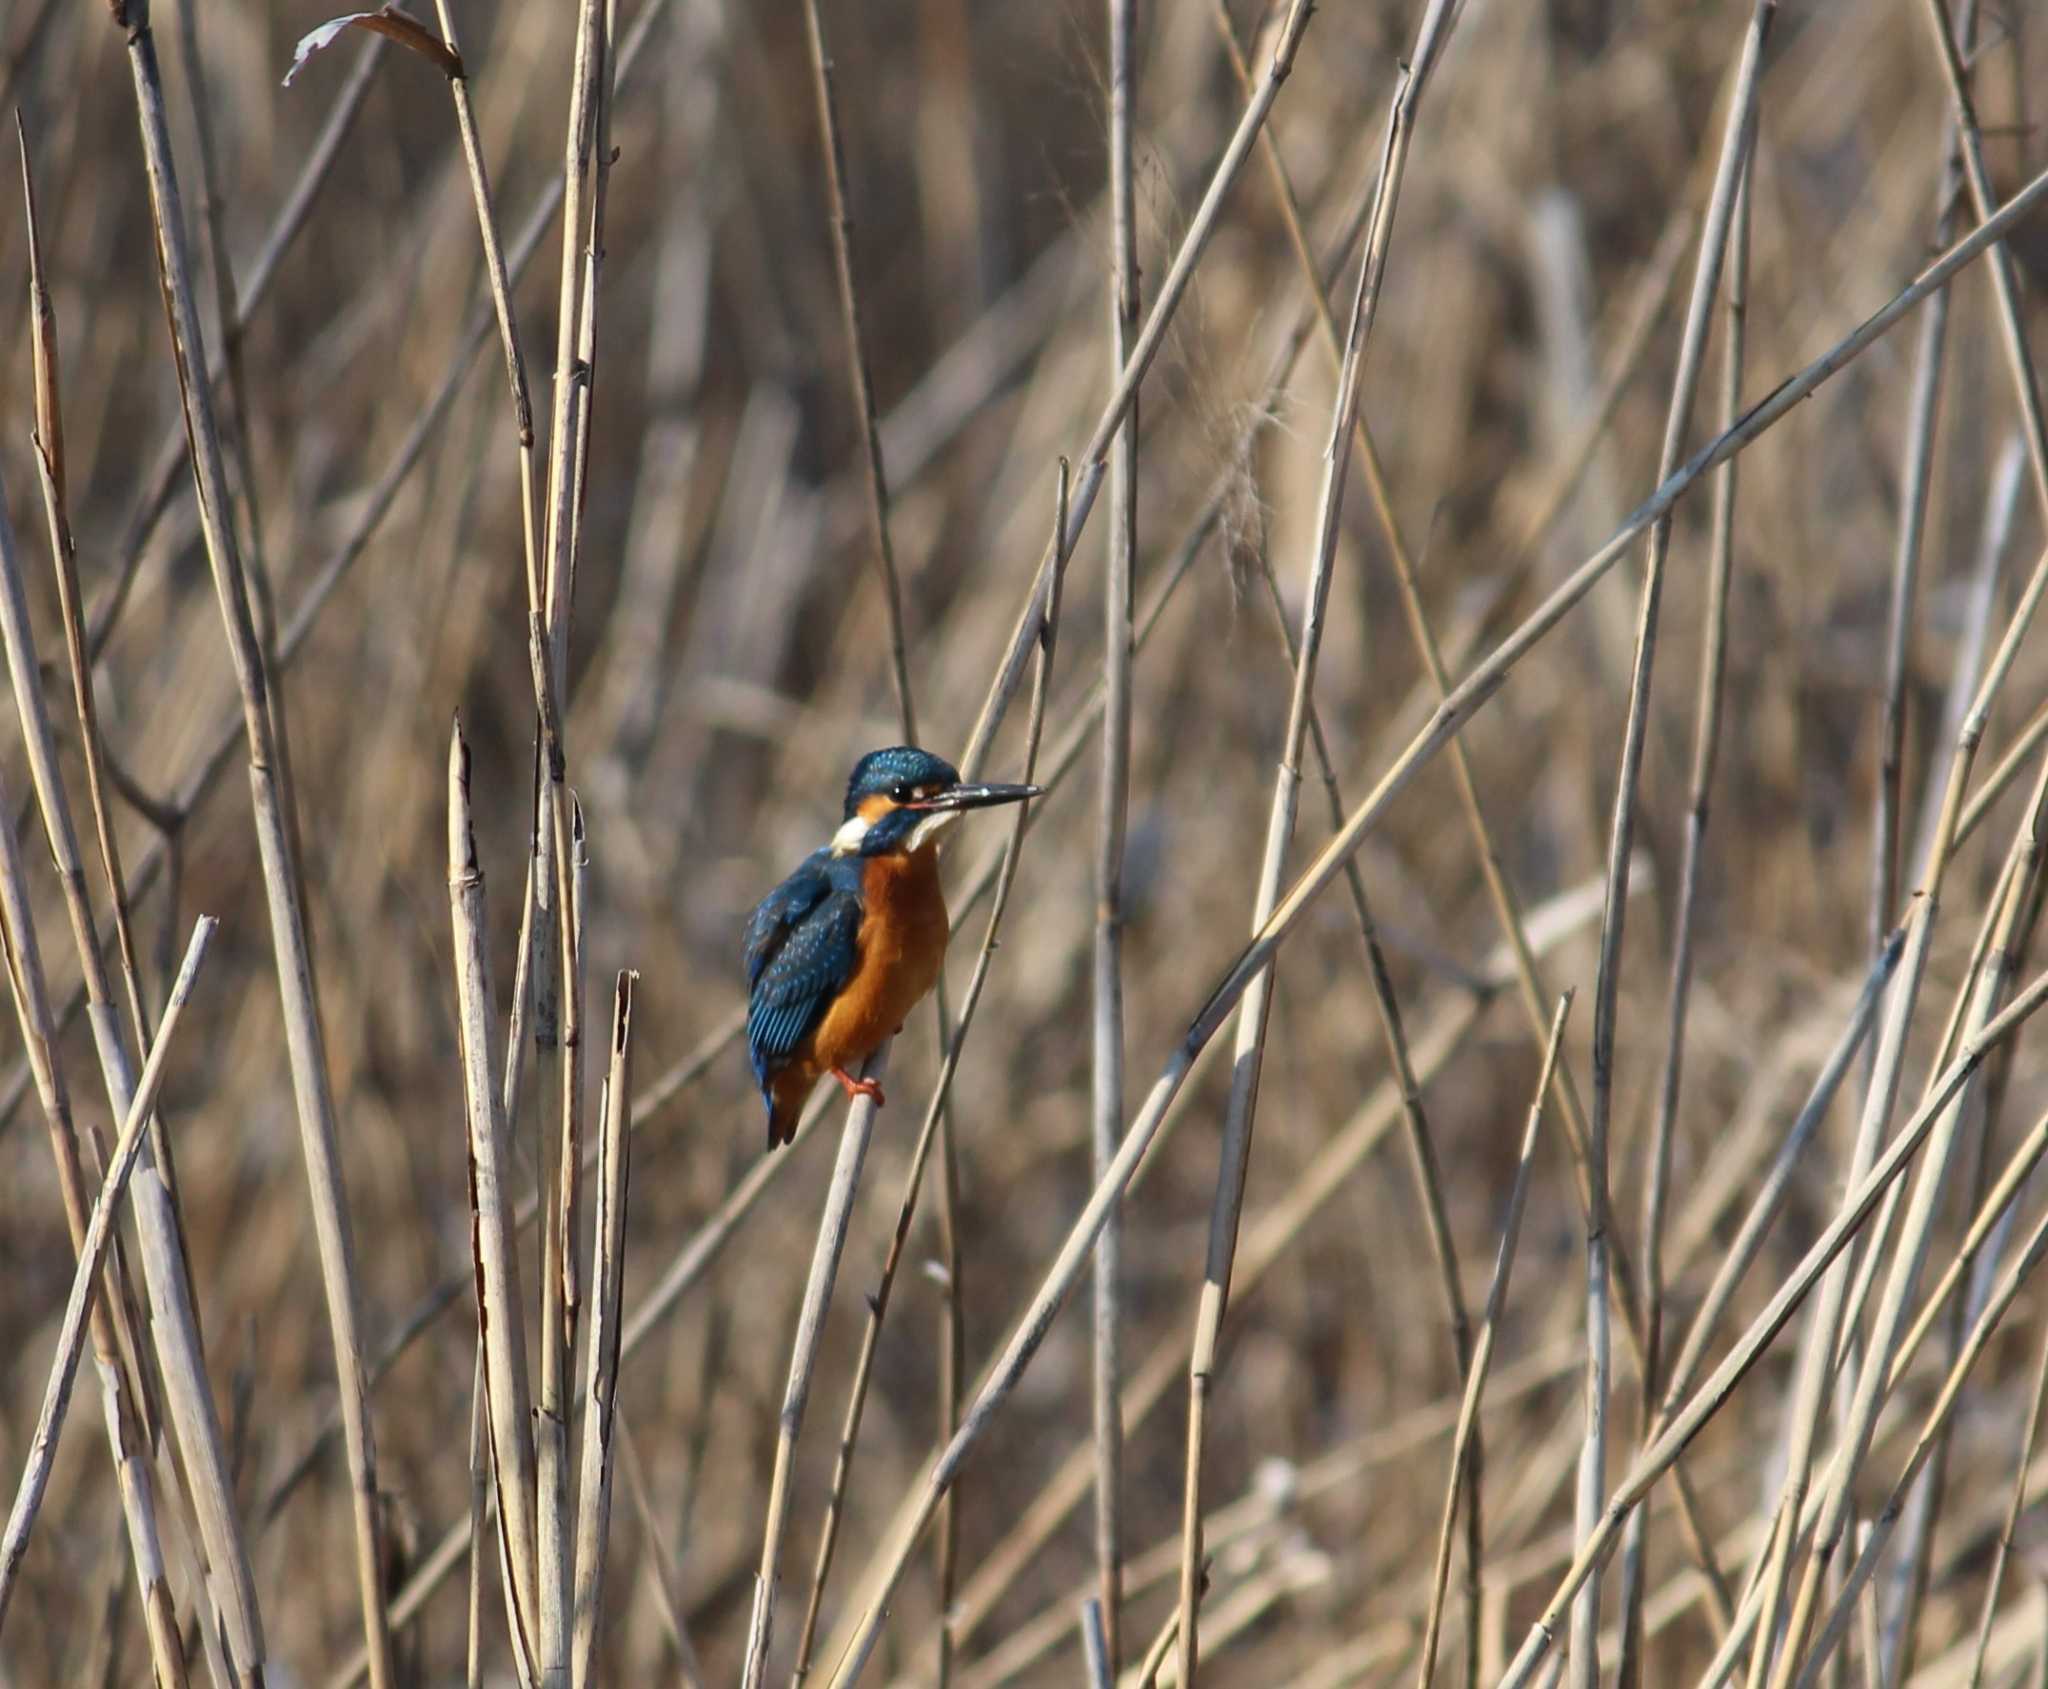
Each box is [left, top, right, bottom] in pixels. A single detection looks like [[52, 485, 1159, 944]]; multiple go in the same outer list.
[[764, 1076, 805, 1151]]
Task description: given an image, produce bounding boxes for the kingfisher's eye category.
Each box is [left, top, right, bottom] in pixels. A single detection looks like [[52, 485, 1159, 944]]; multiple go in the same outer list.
[[892, 782, 915, 802]]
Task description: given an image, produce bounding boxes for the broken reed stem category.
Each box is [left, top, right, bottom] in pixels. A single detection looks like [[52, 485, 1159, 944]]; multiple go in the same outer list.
[[1416, 993, 1571, 1688], [740, 1046, 892, 1689], [1621, 64, 1760, 1686], [570, 973, 634, 1688], [0, 917, 215, 1624], [113, 0, 394, 1674], [1094, 0, 1138, 1669], [448, 720, 542, 1680], [1579, 13, 1771, 1682], [1178, 3, 1465, 1671], [792, 461, 1072, 1682]]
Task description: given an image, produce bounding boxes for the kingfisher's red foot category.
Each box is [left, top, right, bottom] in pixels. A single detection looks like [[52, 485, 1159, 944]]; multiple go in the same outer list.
[[830, 1067, 886, 1107]]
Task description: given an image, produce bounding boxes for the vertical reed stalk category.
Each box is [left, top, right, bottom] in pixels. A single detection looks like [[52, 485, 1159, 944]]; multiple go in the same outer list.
[[1093, 0, 1138, 1671]]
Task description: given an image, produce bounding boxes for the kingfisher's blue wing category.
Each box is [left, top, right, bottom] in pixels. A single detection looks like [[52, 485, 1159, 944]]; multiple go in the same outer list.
[[744, 852, 834, 990], [744, 855, 863, 1090]]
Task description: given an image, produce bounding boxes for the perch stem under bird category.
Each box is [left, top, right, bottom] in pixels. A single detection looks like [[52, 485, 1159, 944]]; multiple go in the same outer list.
[[744, 747, 1038, 1151]]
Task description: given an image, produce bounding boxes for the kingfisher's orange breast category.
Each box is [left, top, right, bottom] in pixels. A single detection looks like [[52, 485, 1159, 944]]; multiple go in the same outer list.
[[807, 845, 950, 1073]]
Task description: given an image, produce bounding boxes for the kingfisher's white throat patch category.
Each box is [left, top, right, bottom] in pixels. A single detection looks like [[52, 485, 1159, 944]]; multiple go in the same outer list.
[[906, 809, 961, 853]]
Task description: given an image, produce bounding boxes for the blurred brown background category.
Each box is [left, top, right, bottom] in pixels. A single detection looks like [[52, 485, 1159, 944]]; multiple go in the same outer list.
[[3, 0, 2048, 1682]]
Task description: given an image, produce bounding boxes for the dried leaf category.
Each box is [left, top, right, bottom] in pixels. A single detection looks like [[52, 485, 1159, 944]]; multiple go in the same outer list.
[[283, 5, 461, 87]]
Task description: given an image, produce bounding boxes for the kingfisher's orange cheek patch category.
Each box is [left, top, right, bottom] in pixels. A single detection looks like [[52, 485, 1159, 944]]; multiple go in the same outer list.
[[858, 792, 897, 822]]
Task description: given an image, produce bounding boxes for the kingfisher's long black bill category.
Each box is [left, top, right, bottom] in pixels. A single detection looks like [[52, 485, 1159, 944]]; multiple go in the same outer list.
[[929, 781, 1041, 812]]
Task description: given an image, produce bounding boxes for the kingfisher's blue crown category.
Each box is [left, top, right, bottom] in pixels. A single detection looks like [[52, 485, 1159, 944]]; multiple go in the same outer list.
[[843, 746, 959, 819]]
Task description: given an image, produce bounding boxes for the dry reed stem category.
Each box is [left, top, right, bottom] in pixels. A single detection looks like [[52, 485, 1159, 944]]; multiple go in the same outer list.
[[792, 461, 1069, 1680], [963, 1342, 1583, 1689], [0, 917, 215, 1622], [3, 127, 190, 1689], [1870, 0, 1973, 1000], [1753, 487, 2032, 1684], [1094, 1, 1139, 1669], [1964, 1316, 2048, 1688], [740, 1049, 892, 1689], [1417, 993, 1572, 1687], [112, 1, 395, 1672], [18, 121, 153, 1064], [530, 15, 609, 1675], [448, 719, 542, 1678], [425, 0, 543, 635], [570, 972, 635, 1686]]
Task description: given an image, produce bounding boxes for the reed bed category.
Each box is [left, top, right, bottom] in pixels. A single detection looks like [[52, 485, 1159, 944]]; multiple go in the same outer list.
[[4, 1, 2048, 1684]]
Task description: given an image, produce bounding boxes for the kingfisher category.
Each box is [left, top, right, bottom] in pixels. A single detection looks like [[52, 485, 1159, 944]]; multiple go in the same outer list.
[[743, 746, 1039, 1151]]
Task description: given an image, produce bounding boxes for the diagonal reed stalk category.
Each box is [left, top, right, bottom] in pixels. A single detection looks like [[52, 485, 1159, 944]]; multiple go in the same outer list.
[[0, 765, 188, 1685], [111, 0, 395, 1674], [0, 917, 216, 1621], [1964, 1315, 2048, 1688]]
